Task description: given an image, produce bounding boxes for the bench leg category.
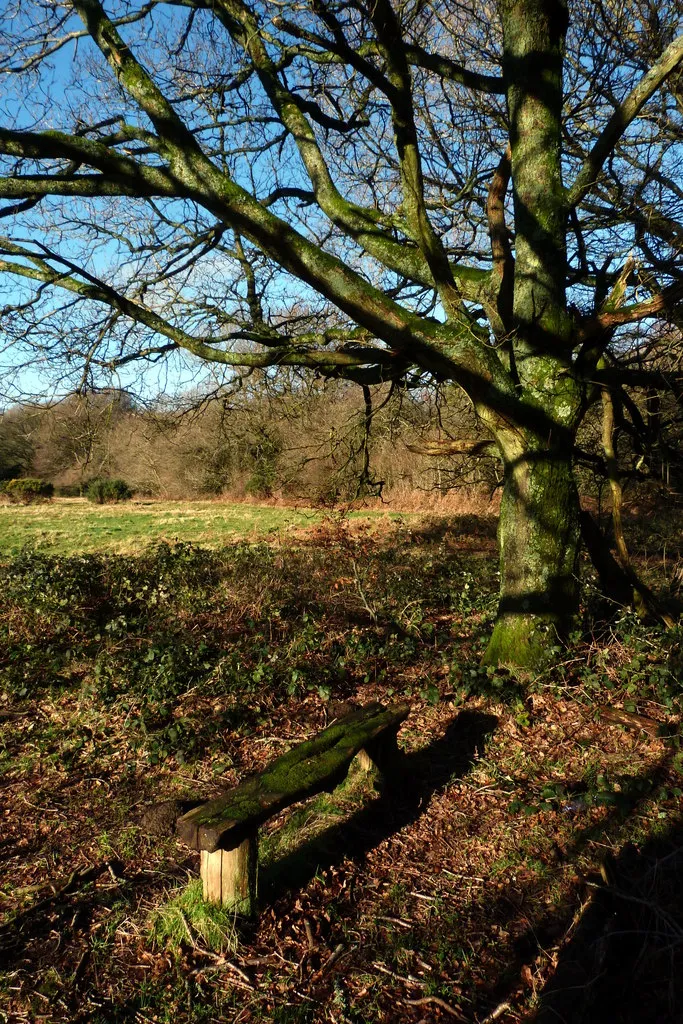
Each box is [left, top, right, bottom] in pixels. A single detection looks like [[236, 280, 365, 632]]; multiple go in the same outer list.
[[200, 832, 258, 915], [358, 727, 402, 789]]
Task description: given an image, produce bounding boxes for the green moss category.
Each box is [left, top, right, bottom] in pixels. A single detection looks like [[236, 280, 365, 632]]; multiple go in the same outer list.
[[178, 704, 409, 849], [482, 612, 557, 669]]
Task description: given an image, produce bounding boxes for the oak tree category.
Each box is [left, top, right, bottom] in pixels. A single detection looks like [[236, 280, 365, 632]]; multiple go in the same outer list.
[[1, 0, 681, 665]]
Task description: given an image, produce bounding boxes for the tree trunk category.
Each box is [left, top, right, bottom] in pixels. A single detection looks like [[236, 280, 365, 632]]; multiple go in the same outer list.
[[483, 442, 581, 667], [483, 0, 579, 669]]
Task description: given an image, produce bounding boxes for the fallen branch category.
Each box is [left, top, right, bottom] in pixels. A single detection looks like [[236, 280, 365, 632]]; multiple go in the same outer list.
[[598, 706, 662, 738], [480, 1002, 512, 1023], [310, 942, 346, 982]]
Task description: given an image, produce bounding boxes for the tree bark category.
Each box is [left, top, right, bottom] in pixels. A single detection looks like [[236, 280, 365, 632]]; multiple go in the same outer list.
[[483, 442, 581, 667], [480, 0, 582, 669]]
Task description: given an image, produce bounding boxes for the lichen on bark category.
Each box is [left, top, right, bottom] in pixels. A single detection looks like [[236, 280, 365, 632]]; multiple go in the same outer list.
[[483, 438, 581, 668]]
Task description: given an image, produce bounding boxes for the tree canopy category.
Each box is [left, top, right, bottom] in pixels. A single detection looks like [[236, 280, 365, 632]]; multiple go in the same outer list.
[[1, 0, 682, 665]]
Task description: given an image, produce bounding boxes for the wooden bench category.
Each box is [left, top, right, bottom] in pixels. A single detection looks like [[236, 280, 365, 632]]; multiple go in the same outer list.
[[175, 701, 409, 914]]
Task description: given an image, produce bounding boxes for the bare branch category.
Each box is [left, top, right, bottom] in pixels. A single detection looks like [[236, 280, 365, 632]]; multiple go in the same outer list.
[[567, 31, 683, 208]]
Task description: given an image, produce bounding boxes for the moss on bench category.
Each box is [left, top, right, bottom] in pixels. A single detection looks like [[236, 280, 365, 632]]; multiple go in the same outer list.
[[177, 702, 410, 855]]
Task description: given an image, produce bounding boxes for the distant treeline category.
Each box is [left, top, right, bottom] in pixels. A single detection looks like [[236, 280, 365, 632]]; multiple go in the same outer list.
[[1, 371, 679, 508], [0, 374, 496, 504]]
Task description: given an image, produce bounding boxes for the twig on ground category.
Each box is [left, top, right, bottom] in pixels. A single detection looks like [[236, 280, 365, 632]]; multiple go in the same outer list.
[[373, 915, 414, 929], [225, 961, 254, 985], [480, 1001, 512, 1023], [410, 891, 438, 902], [195, 950, 254, 985], [311, 943, 346, 981], [176, 909, 197, 949], [373, 961, 425, 987], [192, 959, 254, 992], [442, 870, 486, 883], [405, 995, 466, 1019]]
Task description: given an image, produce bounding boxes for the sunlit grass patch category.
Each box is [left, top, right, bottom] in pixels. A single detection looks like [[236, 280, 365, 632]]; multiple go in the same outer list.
[[148, 878, 238, 953], [0, 497, 433, 556], [0, 498, 321, 555], [260, 759, 380, 868]]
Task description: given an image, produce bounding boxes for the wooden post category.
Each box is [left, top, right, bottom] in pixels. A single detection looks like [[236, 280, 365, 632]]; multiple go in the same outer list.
[[357, 727, 402, 790], [200, 832, 258, 915]]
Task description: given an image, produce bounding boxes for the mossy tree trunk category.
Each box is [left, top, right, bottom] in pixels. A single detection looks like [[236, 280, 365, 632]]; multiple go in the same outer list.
[[481, 0, 583, 667], [484, 438, 581, 667]]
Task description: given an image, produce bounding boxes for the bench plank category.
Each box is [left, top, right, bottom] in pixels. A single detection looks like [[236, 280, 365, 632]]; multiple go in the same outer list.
[[177, 702, 409, 853]]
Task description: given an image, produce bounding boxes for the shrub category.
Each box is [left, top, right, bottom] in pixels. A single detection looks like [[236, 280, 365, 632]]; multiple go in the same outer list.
[[245, 460, 278, 498], [85, 477, 132, 504], [1, 477, 54, 504]]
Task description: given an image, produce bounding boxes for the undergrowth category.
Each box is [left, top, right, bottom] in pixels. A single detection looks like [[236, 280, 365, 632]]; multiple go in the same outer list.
[[0, 528, 505, 765], [1, 528, 681, 768], [1, 510, 682, 1024]]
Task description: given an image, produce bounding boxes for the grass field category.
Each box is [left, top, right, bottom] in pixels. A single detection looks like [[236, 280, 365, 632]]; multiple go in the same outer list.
[[1, 503, 681, 1023], [0, 498, 329, 555]]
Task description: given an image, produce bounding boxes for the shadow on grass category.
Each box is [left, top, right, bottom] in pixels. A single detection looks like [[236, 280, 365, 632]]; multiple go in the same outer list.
[[402, 514, 499, 547], [439, 746, 682, 1024], [260, 724, 682, 1024]]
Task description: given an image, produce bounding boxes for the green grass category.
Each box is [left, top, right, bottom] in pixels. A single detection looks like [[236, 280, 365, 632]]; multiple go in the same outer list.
[[0, 498, 418, 556], [0, 498, 322, 555], [149, 878, 239, 953]]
